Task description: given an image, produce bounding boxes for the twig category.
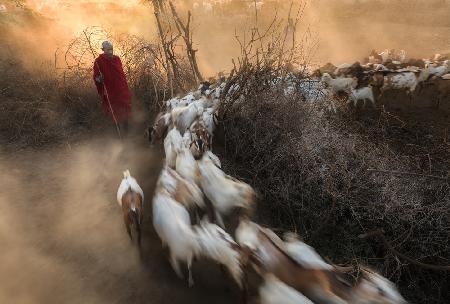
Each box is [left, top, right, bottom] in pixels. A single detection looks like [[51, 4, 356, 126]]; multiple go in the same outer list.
[[367, 168, 449, 181], [359, 230, 450, 271]]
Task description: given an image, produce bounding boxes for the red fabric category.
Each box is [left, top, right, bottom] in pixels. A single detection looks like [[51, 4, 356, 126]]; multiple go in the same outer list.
[[93, 54, 131, 123]]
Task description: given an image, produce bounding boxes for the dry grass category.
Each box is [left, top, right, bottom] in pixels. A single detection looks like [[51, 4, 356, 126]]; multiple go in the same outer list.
[[216, 13, 450, 302], [220, 76, 450, 303], [0, 52, 104, 147]]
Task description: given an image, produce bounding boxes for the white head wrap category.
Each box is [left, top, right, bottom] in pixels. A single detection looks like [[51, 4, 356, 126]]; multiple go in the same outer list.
[[101, 40, 113, 50]]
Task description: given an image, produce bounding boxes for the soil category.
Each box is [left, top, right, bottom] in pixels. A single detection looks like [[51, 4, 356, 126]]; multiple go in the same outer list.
[[0, 102, 240, 304]]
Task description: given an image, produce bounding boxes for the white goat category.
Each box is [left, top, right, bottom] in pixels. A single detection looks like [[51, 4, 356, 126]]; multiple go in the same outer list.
[[166, 97, 189, 111], [259, 274, 314, 304], [152, 189, 200, 286], [422, 60, 450, 79], [198, 154, 257, 228], [171, 101, 204, 134], [349, 86, 375, 107], [202, 107, 218, 139], [195, 219, 244, 288], [379, 72, 419, 95], [176, 134, 201, 186], [164, 128, 183, 168], [282, 232, 333, 270], [321, 73, 357, 94], [156, 166, 205, 212]]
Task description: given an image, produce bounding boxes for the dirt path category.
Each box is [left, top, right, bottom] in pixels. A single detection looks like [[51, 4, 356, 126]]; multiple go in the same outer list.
[[0, 108, 240, 303]]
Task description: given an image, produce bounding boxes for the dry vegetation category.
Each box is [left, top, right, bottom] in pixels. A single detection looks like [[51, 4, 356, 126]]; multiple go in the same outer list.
[[216, 9, 450, 304], [0, 48, 104, 146]]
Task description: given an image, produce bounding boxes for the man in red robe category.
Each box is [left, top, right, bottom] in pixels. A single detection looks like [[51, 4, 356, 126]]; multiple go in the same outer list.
[[93, 41, 131, 135]]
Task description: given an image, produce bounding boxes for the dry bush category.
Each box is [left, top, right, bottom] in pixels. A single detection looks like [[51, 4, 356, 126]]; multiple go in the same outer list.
[[0, 52, 104, 147], [217, 7, 450, 304]]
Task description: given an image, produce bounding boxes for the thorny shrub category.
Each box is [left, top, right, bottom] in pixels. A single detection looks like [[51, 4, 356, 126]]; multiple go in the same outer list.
[[217, 8, 450, 304]]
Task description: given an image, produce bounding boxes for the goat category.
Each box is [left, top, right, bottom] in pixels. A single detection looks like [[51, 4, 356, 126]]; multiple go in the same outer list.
[[321, 73, 357, 95], [195, 219, 244, 289], [349, 86, 375, 107], [198, 154, 257, 228], [190, 118, 211, 153], [335, 62, 369, 85], [152, 188, 200, 286], [282, 232, 334, 271], [259, 274, 314, 304], [166, 97, 190, 111], [176, 133, 201, 186], [419, 60, 450, 81], [156, 166, 205, 213], [177, 130, 221, 176], [147, 111, 171, 145], [202, 107, 218, 143], [164, 128, 183, 169], [373, 72, 420, 98], [171, 101, 204, 134], [117, 170, 144, 245], [236, 219, 407, 304]]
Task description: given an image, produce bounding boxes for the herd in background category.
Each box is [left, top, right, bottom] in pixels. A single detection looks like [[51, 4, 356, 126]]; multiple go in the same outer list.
[[115, 77, 410, 303], [313, 49, 450, 109]]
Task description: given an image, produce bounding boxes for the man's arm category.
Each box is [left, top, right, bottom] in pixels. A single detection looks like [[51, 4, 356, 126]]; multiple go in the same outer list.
[[93, 60, 104, 84], [93, 58, 105, 97]]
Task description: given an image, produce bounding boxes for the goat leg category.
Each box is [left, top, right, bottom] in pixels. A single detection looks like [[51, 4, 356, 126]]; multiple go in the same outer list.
[[124, 214, 132, 241], [187, 254, 194, 287], [170, 253, 184, 279]]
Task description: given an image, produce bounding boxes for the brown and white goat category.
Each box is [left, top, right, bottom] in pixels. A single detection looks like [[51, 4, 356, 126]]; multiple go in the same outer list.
[[117, 170, 144, 246], [156, 166, 206, 220], [198, 155, 257, 228], [189, 118, 211, 157], [147, 111, 171, 145], [152, 187, 199, 286], [236, 220, 407, 304]]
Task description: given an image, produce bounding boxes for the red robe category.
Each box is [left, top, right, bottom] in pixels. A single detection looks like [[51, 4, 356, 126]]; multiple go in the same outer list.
[[93, 54, 131, 123]]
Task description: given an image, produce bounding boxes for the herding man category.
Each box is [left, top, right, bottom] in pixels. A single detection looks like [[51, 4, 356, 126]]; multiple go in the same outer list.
[[93, 41, 131, 135]]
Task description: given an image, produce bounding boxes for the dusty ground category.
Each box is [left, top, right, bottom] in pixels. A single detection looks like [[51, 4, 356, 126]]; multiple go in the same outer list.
[[0, 107, 240, 304]]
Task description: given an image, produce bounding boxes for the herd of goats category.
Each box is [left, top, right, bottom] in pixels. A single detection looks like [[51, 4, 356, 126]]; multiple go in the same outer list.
[[113, 52, 423, 302], [312, 49, 450, 110]]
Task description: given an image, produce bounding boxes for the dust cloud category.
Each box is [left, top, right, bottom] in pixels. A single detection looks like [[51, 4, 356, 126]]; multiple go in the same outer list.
[[2, 0, 449, 75], [0, 132, 241, 303], [0, 138, 157, 303]]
